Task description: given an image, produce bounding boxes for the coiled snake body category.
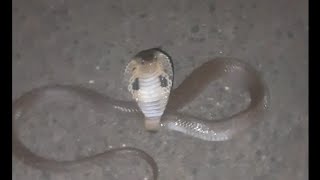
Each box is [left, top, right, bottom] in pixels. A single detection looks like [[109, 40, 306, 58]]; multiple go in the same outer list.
[[12, 48, 269, 179]]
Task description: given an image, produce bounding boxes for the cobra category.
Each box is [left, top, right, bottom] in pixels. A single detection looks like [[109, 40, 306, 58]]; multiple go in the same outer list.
[[12, 48, 270, 179]]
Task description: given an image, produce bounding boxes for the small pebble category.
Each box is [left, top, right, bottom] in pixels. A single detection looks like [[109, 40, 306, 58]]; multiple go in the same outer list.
[[224, 86, 230, 91], [95, 66, 100, 70], [121, 144, 126, 147], [15, 111, 22, 119], [89, 80, 95, 84]]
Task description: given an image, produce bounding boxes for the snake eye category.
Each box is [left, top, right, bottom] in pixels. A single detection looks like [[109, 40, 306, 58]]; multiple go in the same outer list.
[[159, 75, 168, 87], [132, 78, 140, 90]]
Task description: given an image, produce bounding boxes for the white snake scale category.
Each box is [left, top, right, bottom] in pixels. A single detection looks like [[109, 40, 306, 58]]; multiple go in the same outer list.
[[12, 48, 270, 180]]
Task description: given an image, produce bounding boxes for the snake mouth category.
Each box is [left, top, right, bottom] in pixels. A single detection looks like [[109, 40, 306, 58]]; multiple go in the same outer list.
[[144, 117, 162, 131]]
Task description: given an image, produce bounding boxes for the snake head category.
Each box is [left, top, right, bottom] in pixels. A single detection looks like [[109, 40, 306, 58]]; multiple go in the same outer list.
[[130, 48, 168, 77]]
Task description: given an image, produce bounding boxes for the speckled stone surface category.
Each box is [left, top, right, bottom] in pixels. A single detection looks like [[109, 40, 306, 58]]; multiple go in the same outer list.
[[13, 0, 308, 179]]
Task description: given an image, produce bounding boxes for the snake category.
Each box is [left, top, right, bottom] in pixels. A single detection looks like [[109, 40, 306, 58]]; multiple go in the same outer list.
[[12, 48, 269, 180]]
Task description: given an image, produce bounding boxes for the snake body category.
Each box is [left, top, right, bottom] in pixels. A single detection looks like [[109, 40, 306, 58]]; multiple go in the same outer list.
[[12, 48, 269, 180]]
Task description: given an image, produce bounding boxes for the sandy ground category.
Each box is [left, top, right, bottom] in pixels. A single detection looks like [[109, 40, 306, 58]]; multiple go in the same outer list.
[[13, 0, 308, 179]]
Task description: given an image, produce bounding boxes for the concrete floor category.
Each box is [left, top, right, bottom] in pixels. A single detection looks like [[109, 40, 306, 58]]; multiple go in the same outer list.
[[12, 0, 308, 179]]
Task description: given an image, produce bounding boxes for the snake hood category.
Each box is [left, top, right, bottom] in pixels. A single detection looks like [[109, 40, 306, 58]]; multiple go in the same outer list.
[[124, 48, 174, 131]]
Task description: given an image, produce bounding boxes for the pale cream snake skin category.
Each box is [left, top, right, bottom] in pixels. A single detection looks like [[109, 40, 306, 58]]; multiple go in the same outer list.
[[12, 48, 270, 180]]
